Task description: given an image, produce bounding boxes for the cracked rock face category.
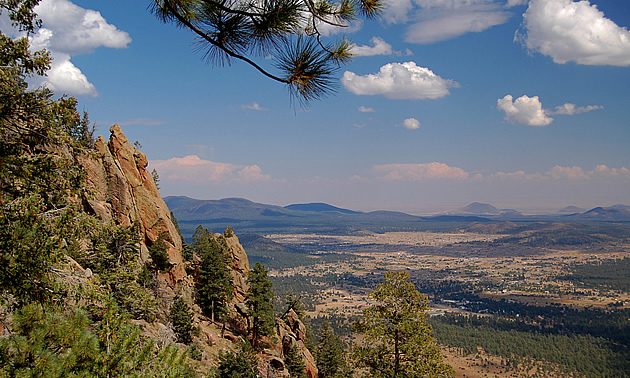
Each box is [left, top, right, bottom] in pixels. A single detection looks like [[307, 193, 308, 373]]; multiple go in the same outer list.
[[80, 124, 185, 286]]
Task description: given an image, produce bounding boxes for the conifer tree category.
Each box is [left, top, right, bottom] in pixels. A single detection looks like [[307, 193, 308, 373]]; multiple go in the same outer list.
[[215, 347, 259, 378], [192, 225, 234, 321], [246, 262, 275, 345], [315, 321, 349, 378], [170, 296, 195, 344], [352, 271, 455, 378], [285, 344, 307, 378], [1, 0, 93, 306]]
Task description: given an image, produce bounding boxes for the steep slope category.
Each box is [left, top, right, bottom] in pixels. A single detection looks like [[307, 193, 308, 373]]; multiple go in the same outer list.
[[78, 124, 317, 377], [79, 124, 186, 286]]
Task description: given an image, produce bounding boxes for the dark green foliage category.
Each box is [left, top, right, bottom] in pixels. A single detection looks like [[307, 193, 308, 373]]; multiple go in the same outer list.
[[0, 6, 94, 306], [137, 263, 154, 288], [0, 302, 99, 376], [285, 345, 307, 378], [430, 313, 630, 377], [149, 232, 171, 272], [352, 271, 455, 377], [172, 211, 193, 261], [170, 296, 194, 344], [0, 3, 196, 376], [224, 225, 235, 238], [77, 222, 158, 321], [0, 300, 193, 377], [315, 321, 350, 378], [562, 257, 630, 292], [246, 262, 275, 343], [193, 225, 234, 321], [214, 348, 259, 378]]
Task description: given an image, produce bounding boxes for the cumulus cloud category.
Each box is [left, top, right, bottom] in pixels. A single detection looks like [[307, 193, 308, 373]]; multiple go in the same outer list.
[[351, 37, 394, 56], [371, 162, 469, 180], [341, 62, 459, 100], [549, 103, 603, 115], [150, 156, 271, 183], [358, 106, 376, 112], [406, 10, 511, 44], [402, 118, 421, 129], [497, 94, 553, 126], [518, 0, 630, 66], [544, 165, 630, 180], [547, 165, 589, 180], [23, 0, 131, 96], [498, 95, 604, 125], [241, 102, 268, 111]]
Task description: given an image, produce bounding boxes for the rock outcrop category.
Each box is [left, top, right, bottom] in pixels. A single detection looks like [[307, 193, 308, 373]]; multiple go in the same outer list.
[[80, 124, 185, 287], [277, 309, 319, 378], [80, 124, 318, 377]]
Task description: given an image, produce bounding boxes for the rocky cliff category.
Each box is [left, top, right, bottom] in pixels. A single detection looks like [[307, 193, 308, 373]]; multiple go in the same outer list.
[[80, 124, 317, 377]]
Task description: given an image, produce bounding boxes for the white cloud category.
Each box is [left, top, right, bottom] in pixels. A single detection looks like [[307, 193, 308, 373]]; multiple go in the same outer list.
[[150, 155, 271, 183], [518, 0, 630, 66], [497, 94, 553, 126], [381, 0, 511, 43], [593, 165, 630, 177], [358, 106, 376, 112], [406, 10, 511, 44], [38, 52, 97, 95], [241, 102, 268, 111], [315, 19, 363, 36], [351, 37, 394, 56], [24, 0, 131, 96], [341, 61, 459, 100], [382, 0, 415, 24], [550, 103, 603, 115], [371, 162, 469, 180], [402, 118, 421, 129], [33, 0, 131, 54], [546, 165, 589, 180]]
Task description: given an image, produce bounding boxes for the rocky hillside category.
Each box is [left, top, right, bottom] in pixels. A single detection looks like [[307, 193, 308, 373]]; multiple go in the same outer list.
[[79, 124, 317, 377]]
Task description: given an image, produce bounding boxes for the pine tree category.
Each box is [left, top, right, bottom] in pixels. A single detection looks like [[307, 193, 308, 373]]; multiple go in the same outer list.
[[352, 271, 455, 378], [285, 344, 307, 378], [151, 0, 384, 104], [193, 225, 234, 321], [246, 262, 275, 345], [1, 1, 93, 306], [215, 348, 259, 378], [169, 296, 195, 344], [316, 321, 350, 378]]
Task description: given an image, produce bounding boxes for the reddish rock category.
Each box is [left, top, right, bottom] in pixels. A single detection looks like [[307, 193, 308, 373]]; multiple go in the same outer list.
[[80, 124, 185, 287]]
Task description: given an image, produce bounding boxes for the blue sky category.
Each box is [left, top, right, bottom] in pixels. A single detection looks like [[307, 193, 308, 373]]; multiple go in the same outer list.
[[6, 0, 630, 213]]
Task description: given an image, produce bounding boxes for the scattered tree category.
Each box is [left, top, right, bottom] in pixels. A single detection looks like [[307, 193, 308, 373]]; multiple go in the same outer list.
[[149, 232, 171, 272], [316, 321, 350, 378], [214, 344, 259, 378], [352, 271, 455, 377], [193, 225, 234, 322], [170, 296, 195, 344], [285, 344, 307, 378], [246, 262, 275, 344]]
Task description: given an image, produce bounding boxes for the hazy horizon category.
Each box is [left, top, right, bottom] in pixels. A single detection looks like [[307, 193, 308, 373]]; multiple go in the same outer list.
[[6, 0, 629, 215]]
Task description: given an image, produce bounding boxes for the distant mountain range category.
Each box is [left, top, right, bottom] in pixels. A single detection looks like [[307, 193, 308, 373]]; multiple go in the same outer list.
[[164, 196, 630, 235]]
